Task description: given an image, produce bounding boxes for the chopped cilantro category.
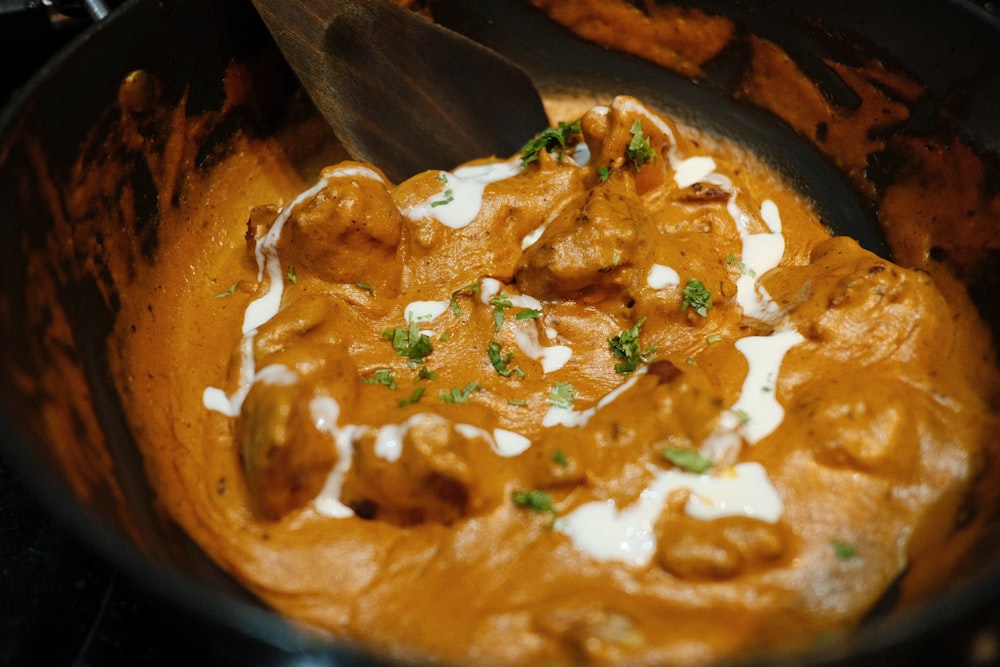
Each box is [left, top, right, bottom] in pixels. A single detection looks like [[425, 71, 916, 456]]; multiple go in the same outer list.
[[382, 321, 433, 362], [512, 489, 555, 514], [416, 366, 437, 381], [362, 368, 396, 390], [663, 446, 713, 474], [285, 265, 298, 284], [681, 279, 713, 317], [552, 450, 569, 467], [515, 308, 542, 321], [488, 341, 524, 379], [397, 386, 426, 407], [706, 334, 723, 345], [548, 382, 575, 409], [734, 408, 751, 425], [507, 399, 528, 406], [726, 253, 757, 278], [490, 293, 513, 332], [449, 283, 480, 316], [431, 188, 454, 207], [520, 119, 582, 166], [626, 119, 656, 170], [598, 165, 611, 183], [214, 283, 237, 299], [355, 282, 375, 296], [608, 316, 657, 374], [439, 381, 481, 404], [832, 539, 857, 560]]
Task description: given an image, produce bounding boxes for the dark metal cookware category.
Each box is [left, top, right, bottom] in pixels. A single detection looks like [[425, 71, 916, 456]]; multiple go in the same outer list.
[[0, 0, 998, 664]]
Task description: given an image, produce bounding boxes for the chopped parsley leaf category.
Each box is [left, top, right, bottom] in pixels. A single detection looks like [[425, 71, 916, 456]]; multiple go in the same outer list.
[[552, 450, 569, 466], [214, 283, 237, 299], [397, 386, 426, 407], [449, 283, 480, 316], [285, 265, 298, 284], [416, 366, 437, 381], [598, 165, 611, 183], [520, 119, 582, 166], [439, 381, 481, 404], [608, 316, 657, 374], [355, 282, 375, 296], [382, 321, 433, 362], [512, 489, 555, 514], [681, 278, 713, 317], [663, 446, 713, 474], [832, 539, 857, 560], [488, 341, 524, 378], [362, 368, 396, 390], [626, 119, 656, 170], [548, 382, 575, 409], [515, 308, 543, 321]]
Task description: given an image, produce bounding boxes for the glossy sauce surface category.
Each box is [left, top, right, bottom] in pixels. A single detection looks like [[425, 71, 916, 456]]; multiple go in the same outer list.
[[110, 92, 1000, 665]]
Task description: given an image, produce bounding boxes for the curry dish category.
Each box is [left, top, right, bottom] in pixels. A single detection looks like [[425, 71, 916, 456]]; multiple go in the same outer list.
[[106, 89, 1000, 666]]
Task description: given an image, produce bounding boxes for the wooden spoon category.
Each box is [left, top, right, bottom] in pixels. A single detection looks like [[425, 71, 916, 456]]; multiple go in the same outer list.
[[251, 0, 550, 183]]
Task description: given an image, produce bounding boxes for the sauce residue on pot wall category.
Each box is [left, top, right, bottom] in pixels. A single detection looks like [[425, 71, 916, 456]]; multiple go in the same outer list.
[[20, 6, 1000, 667]]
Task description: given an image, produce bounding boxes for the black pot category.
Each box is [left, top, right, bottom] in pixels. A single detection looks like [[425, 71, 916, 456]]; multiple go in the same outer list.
[[1, 1, 998, 664]]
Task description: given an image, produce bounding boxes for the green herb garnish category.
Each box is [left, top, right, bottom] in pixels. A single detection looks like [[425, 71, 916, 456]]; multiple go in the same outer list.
[[663, 446, 713, 474], [520, 119, 582, 166], [488, 341, 524, 379], [382, 321, 433, 362], [734, 408, 751, 425], [362, 369, 396, 390], [548, 382, 576, 409], [608, 316, 657, 374], [515, 308, 542, 321], [416, 366, 437, 381], [214, 283, 237, 299], [439, 381, 481, 404], [625, 119, 656, 170], [681, 278, 713, 317], [705, 334, 723, 345], [597, 165, 611, 183], [449, 283, 480, 316], [397, 386, 426, 407], [552, 450, 569, 467], [512, 489, 555, 514], [285, 265, 298, 284], [490, 293, 513, 332], [726, 253, 757, 277], [355, 282, 375, 296], [831, 539, 857, 560]]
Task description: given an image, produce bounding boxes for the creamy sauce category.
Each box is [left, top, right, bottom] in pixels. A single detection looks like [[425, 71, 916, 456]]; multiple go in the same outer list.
[[104, 89, 999, 667]]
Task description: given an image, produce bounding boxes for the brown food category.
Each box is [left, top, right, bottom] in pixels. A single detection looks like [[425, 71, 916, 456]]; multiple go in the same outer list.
[[100, 91, 999, 665]]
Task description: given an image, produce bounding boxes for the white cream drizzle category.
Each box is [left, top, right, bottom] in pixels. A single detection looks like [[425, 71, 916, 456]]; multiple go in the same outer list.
[[647, 263, 681, 289], [542, 370, 644, 428], [454, 423, 533, 458], [555, 462, 783, 566], [310, 396, 363, 518], [701, 329, 804, 464], [404, 300, 450, 323], [403, 160, 521, 230], [480, 277, 572, 374]]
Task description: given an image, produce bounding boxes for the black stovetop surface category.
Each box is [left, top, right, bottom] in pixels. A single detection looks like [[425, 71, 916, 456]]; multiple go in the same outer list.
[[2, 3, 1000, 667]]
